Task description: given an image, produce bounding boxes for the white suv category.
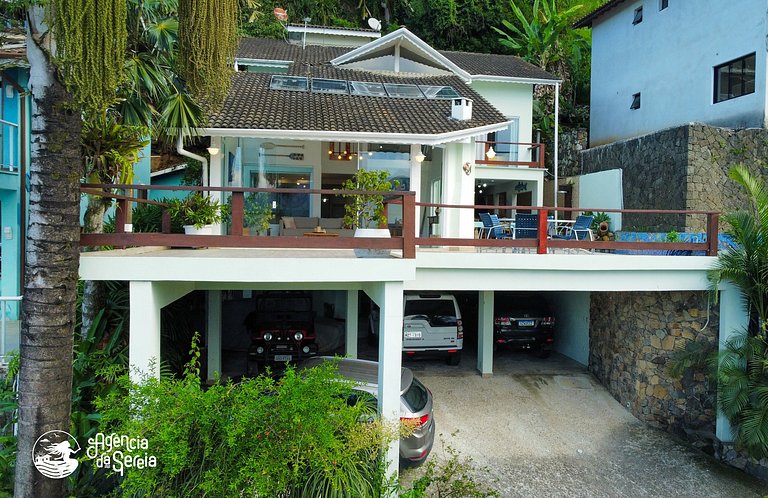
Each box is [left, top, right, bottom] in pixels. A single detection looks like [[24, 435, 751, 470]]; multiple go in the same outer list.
[[369, 293, 464, 365]]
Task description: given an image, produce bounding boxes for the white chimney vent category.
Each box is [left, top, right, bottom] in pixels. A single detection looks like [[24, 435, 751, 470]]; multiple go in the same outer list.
[[451, 98, 473, 121]]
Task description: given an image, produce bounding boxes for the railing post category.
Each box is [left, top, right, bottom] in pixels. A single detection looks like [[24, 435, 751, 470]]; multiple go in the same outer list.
[[537, 209, 548, 254], [707, 212, 719, 256], [115, 198, 127, 234], [161, 209, 171, 234], [231, 191, 244, 236], [402, 193, 416, 259]]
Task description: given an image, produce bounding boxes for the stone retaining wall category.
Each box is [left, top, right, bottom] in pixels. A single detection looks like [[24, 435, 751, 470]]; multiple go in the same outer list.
[[589, 291, 717, 437], [579, 123, 768, 232]]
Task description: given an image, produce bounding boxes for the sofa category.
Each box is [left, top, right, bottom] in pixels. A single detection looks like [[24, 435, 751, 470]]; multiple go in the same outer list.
[[279, 217, 355, 237]]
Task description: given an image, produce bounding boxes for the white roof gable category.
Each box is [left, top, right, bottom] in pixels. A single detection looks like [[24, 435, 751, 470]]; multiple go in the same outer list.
[[330, 27, 471, 81]]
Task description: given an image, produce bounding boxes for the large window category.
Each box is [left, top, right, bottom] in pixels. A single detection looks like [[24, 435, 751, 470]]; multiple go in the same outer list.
[[714, 53, 756, 103]]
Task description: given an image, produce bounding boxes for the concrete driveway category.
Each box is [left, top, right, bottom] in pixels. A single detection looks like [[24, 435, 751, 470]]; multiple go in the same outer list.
[[396, 349, 767, 497]]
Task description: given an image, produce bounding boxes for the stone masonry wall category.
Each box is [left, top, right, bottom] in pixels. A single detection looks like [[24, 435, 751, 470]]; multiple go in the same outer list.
[[579, 123, 768, 232], [589, 291, 717, 438], [579, 126, 689, 231]]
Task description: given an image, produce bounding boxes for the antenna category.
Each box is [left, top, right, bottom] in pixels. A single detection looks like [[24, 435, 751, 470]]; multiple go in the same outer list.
[[302, 17, 311, 49], [367, 17, 382, 31], [273, 7, 288, 22]]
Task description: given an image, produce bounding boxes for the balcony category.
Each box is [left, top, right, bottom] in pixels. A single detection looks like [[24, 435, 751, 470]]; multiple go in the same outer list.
[[79, 184, 721, 259], [475, 141, 545, 168]]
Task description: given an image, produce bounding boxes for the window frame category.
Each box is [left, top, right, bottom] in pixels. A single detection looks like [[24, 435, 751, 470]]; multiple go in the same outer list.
[[659, 0, 668, 10], [713, 52, 756, 104], [632, 6, 643, 25], [630, 92, 641, 110]]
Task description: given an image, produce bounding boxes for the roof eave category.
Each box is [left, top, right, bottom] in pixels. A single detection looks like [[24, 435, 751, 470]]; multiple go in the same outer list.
[[202, 121, 512, 145], [573, 0, 627, 28], [470, 74, 562, 85]]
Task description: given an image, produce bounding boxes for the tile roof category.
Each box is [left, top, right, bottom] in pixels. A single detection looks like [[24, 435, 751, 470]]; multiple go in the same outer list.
[[439, 50, 557, 81], [217, 37, 550, 135], [573, 0, 627, 28], [206, 71, 507, 135]]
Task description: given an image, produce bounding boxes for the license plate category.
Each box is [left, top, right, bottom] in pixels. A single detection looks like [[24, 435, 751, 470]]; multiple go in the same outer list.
[[274, 354, 292, 362], [404, 330, 422, 339], [517, 320, 535, 327]]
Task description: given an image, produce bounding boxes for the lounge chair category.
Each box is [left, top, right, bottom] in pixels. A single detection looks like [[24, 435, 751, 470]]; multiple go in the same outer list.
[[479, 213, 512, 239], [512, 213, 538, 239]]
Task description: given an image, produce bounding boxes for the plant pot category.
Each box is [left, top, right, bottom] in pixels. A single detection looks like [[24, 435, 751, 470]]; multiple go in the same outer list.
[[353, 228, 391, 258], [184, 224, 214, 235]]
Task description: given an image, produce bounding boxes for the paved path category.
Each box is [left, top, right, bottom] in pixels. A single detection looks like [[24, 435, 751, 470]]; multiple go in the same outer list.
[[399, 351, 768, 497]]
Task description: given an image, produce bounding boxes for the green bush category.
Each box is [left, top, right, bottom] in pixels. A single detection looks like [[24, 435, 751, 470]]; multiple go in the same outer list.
[[96, 349, 400, 497]]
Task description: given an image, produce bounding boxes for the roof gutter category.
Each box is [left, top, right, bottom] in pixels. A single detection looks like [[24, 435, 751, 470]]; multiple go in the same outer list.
[[470, 74, 562, 85], [176, 135, 208, 189], [202, 121, 511, 146]]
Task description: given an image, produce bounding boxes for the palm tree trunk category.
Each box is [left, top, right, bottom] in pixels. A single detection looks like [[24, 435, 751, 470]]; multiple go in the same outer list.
[[14, 21, 82, 497], [81, 197, 110, 338]]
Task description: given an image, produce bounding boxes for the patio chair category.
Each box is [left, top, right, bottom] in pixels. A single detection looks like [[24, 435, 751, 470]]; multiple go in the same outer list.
[[553, 215, 594, 241], [479, 213, 511, 239], [512, 213, 538, 239]]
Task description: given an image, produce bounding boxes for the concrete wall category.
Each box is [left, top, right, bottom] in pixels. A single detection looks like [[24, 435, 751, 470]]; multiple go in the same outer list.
[[589, 0, 767, 145], [589, 291, 717, 438], [471, 81, 534, 148], [551, 291, 590, 365]]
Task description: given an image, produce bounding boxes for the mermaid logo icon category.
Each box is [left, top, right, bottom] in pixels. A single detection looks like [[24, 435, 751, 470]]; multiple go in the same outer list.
[[32, 430, 80, 479]]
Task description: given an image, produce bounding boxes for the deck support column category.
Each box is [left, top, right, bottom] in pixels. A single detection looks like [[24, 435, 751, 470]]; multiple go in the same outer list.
[[207, 290, 222, 381], [716, 284, 746, 442], [129, 281, 195, 382], [345, 289, 358, 358], [477, 290, 494, 377]]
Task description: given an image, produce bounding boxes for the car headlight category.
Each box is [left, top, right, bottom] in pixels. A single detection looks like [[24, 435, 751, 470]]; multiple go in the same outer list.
[[302, 346, 310, 354], [256, 346, 264, 354], [294, 331, 304, 341], [263, 332, 273, 341]]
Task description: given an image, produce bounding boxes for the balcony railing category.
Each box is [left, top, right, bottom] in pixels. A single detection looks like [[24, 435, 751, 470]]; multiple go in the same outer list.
[[475, 141, 545, 168], [79, 184, 720, 258]]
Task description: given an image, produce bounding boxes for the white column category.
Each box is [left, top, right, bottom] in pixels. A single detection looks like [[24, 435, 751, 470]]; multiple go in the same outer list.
[[129, 281, 161, 381], [346, 290, 359, 358], [377, 281, 404, 481], [477, 291, 494, 377], [716, 285, 747, 442], [410, 144, 423, 238], [440, 143, 475, 238], [209, 136, 224, 234], [207, 290, 222, 381]]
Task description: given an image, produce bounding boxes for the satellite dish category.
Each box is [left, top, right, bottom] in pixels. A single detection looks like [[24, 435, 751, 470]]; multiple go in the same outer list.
[[367, 17, 382, 31], [273, 7, 288, 22]]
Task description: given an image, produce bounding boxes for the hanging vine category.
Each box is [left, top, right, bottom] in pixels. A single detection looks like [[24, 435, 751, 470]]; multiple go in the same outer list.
[[177, 0, 239, 109], [51, 0, 127, 112]]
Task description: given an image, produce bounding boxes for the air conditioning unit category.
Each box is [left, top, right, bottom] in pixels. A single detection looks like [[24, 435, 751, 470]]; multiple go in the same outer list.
[[451, 98, 473, 121]]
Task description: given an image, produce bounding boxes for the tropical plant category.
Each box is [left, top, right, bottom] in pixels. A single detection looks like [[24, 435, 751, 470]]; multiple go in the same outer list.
[[341, 169, 398, 229], [707, 164, 768, 459], [168, 193, 226, 228], [226, 192, 274, 233], [96, 349, 400, 497], [0, 352, 19, 497]]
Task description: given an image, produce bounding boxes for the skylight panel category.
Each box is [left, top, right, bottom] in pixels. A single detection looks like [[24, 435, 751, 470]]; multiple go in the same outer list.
[[384, 83, 425, 99], [269, 75, 308, 91], [419, 85, 461, 99], [349, 81, 387, 97], [311, 78, 349, 94]]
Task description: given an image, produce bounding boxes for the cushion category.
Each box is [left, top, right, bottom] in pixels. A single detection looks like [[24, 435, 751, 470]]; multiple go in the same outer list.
[[282, 217, 296, 229], [321, 218, 343, 229], [295, 217, 319, 229]]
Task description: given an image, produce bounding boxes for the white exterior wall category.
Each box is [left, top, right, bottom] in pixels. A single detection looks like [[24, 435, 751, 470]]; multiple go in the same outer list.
[[470, 81, 534, 150], [589, 0, 768, 146]]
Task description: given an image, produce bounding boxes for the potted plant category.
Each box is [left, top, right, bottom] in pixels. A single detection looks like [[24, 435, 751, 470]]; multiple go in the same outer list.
[[168, 193, 225, 235], [243, 192, 273, 235], [341, 169, 399, 257]]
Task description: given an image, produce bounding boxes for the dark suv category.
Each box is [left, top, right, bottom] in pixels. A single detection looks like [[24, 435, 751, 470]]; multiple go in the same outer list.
[[494, 293, 555, 358], [246, 292, 318, 372]]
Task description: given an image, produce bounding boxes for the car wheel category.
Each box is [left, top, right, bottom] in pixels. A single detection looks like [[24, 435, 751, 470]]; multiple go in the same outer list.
[[537, 348, 551, 359], [446, 352, 461, 366]]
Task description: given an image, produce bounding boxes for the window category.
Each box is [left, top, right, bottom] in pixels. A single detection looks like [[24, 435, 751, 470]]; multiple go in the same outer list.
[[630, 92, 641, 110], [633, 6, 643, 24], [714, 53, 756, 103], [660, 0, 668, 10]]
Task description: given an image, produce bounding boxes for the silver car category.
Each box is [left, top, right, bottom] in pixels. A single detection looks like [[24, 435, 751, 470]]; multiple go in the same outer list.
[[300, 356, 435, 466]]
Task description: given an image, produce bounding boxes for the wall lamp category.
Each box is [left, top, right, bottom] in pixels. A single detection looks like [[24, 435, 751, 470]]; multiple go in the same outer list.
[[207, 146, 220, 156], [462, 162, 472, 175]]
